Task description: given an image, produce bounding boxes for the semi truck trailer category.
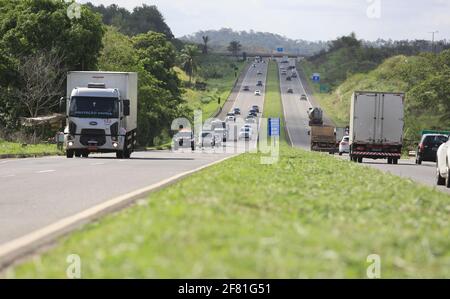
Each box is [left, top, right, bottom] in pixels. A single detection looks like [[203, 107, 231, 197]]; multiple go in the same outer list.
[[349, 91, 404, 164], [64, 71, 138, 159]]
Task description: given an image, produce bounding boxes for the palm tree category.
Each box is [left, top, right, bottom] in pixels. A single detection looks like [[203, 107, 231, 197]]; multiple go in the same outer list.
[[179, 44, 200, 85], [227, 41, 242, 59], [202, 35, 209, 54]]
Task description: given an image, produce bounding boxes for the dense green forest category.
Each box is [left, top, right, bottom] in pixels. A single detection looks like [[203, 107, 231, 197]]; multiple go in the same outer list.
[[302, 34, 450, 144]]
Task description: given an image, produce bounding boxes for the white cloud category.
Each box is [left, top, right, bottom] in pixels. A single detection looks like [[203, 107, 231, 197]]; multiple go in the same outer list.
[[79, 0, 450, 41]]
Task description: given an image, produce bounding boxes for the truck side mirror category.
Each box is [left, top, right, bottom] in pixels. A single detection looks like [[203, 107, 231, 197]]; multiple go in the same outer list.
[[123, 100, 130, 116], [59, 97, 66, 115]]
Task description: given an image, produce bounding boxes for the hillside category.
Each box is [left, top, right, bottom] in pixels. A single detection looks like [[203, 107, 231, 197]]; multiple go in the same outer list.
[[181, 28, 328, 56], [302, 51, 450, 143]]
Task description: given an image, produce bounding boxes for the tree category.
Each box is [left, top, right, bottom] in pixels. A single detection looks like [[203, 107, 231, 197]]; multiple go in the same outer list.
[[227, 41, 242, 58], [0, 0, 104, 71], [14, 51, 66, 118], [202, 36, 209, 54], [179, 45, 200, 84]]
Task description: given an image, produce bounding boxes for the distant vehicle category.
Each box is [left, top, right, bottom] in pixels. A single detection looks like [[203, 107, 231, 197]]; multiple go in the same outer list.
[[287, 88, 294, 94], [198, 131, 216, 148], [254, 90, 261, 96], [233, 107, 241, 115], [286, 76, 292, 81], [288, 65, 296, 70], [349, 91, 404, 164], [243, 86, 250, 91], [281, 71, 287, 76], [310, 126, 336, 153], [339, 136, 350, 155], [335, 127, 348, 147], [226, 112, 236, 122], [257, 71, 263, 75], [245, 117, 257, 124], [173, 129, 195, 151], [416, 134, 448, 164], [291, 72, 298, 78], [300, 94, 307, 101], [253, 64, 256, 68], [251, 105, 260, 113], [239, 127, 252, 140], [248, 110, 258, 117], [256, 81, 263, 87], [214, 128, 228, 143], [308, 107, 323, 126]]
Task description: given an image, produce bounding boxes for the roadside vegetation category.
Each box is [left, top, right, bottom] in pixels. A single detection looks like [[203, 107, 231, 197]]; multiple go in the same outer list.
[[8, 59, 450, 279], [301, 33, 450, 144], [0, 140, 61, 157]]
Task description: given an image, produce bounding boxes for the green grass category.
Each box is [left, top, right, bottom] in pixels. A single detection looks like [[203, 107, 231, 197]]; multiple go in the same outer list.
[[0, 139, 62, 156], [263, 61, 286, 142], [6, 59, 450, 279]]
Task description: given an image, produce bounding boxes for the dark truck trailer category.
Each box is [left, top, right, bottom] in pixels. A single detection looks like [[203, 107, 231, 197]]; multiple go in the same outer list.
[[349, 91, 405, 164], [310, 125, 336, 153]]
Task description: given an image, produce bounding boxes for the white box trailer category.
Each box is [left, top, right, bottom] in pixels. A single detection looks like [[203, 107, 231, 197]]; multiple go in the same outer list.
[[349, 91, 404, 164], [65, 72, 138, 159]]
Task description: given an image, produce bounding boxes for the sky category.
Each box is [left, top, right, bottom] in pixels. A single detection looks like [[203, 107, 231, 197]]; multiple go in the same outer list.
[[79, 0, 450, 41]]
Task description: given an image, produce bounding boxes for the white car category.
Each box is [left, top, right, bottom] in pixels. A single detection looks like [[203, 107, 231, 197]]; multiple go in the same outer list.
[[339, 136, 350, 155], [254, 90, 261, 96], [436, 140, 450, 187], [198, 131, 216, 148], [245, 117, 257, 124], [239, 127, 252, 140]]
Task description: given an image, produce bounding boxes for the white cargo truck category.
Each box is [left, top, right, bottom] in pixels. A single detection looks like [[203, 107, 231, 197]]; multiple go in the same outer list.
[[64, 72, 138, 159], [349, 91, 404, 164]]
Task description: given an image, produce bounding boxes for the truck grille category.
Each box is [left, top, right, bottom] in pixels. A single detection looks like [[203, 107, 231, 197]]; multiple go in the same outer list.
[[80, 129, 106, 146]]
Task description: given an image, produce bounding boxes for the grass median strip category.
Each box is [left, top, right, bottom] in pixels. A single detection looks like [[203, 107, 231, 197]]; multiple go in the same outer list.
[[6, 61, 450, 278]]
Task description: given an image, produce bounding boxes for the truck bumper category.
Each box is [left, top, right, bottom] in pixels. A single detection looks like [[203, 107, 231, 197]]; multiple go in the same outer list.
[[65, 135, 124, 153]]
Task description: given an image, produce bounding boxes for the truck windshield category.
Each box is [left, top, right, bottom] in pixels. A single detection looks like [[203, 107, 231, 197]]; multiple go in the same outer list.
[[69, 97, 119, 119]]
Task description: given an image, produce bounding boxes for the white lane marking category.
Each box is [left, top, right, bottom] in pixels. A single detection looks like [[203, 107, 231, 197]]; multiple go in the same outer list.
[[0, 161, 10, 165], [36, 170, 56, 174], [1, 175, 15, 178], [0, 154, 238, 267], [91, 162, 105, 166]]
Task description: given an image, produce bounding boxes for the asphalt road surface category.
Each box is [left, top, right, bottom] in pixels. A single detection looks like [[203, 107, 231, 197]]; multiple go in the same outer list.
[[0, 61, 268, 247], [287, 58, 450, 195]]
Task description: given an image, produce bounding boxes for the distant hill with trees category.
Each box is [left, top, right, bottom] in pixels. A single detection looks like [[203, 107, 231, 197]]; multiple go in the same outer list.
[[181, 28, 328, 56]]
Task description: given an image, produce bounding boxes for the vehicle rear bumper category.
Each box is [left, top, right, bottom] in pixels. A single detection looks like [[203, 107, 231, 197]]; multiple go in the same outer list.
[[351, 151, 401, 159]]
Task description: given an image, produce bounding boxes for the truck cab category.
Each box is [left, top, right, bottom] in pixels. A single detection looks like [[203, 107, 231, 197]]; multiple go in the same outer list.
[[64, 72, 138, 159]]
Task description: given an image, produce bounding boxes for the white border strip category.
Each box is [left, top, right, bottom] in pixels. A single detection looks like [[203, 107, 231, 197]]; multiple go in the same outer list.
[[0, 154, 237, 268]]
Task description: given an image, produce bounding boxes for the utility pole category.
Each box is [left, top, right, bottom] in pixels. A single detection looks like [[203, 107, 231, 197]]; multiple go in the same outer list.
[[429, 31, 439, 54]]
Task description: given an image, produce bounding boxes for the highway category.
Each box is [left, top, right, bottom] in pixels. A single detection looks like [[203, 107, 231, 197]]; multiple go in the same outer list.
[[0, 60, 267, 250], [283, 58, 450, 194]]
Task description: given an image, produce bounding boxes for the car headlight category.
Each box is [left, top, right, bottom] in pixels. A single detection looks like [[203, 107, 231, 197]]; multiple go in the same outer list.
[[68, 141, 74, 147], [113, 142, 119, 148]]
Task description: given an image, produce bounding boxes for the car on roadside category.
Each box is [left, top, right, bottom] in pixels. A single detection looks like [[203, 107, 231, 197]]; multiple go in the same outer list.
[[300, 94, 307, 101], [287, 88, 294, 94], [436, 138, 450, 187], [233, 107, 241, 115], [243, 86, 250, 91], [338, 136, 350, 155], [214, 128, 228, 142], [254, 90, 261, 96], [416, 134, 448, 164]]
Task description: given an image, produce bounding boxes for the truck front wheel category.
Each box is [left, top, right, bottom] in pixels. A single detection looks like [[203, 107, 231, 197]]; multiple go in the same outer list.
[[66, 150, 74, 158]]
